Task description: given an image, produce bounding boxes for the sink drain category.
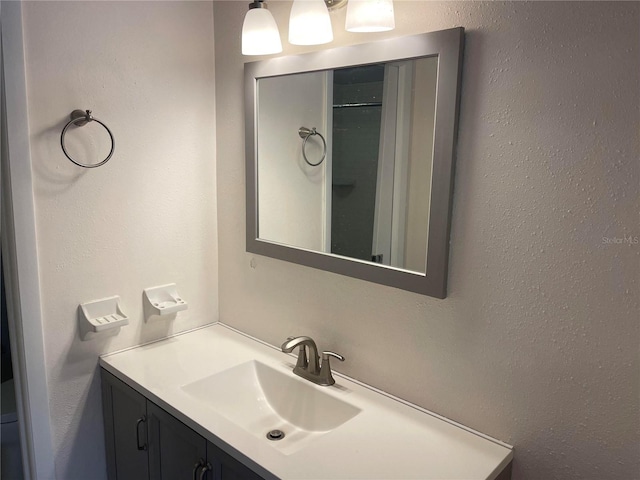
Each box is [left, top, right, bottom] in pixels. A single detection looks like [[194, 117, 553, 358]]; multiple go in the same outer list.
[[266, 429, 285, 441]]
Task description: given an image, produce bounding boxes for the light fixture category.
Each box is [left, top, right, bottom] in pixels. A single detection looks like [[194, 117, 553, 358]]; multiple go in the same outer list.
[[242, 0, 283, 56], [240, 0, 396, 56], [289, 0, 333, 46], [345, 0, 395, 32]]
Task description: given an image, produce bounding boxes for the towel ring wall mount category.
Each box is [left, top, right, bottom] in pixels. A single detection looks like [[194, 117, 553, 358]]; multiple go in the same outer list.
[[298, 126, 326, 167], [60, 109, 115, 168]]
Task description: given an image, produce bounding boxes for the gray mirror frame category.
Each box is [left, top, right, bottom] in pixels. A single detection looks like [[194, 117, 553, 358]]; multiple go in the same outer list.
[[245, 28, 464, 298]]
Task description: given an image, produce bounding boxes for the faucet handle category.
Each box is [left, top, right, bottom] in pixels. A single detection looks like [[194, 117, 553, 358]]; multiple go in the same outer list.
[[319, 351, 344, 386], [322, 351, 344, 362]]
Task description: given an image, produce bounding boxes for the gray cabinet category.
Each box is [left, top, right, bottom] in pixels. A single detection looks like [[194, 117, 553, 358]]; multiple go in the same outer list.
[[148, 401, 207, 480], [101, 369, 268, 480], [101, 370, 149, 480], [210, 441, 264, 480]]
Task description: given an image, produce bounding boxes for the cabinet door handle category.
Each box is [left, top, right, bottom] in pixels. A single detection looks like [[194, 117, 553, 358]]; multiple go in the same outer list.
[[193, 459, 206, 480], [199, 462, 212, 480], [135, 415, 147, 451]]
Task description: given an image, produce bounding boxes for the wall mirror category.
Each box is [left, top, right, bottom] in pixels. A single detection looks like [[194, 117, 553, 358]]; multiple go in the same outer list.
[[245, 28, 464, 297]]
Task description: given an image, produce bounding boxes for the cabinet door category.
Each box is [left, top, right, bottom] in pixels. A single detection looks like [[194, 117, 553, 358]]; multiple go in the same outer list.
[[206, 441, 265, 480], [101, 370, 150, 480], [148, 401, 208, 480]]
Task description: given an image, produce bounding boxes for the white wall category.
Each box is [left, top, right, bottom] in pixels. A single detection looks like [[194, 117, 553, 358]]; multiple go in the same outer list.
[[20, 2, 217, 478], [406, 56, 437, 272], [258, 71, 327, 251], [214, 2, 639, 479]]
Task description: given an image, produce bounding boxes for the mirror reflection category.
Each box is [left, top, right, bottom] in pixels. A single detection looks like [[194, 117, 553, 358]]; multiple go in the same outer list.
[[257, 56, 438, 274]]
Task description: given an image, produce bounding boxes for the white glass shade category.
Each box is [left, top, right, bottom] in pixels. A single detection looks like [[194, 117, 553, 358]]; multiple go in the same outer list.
[[289, 0, 333, 46], [242, 7, 283, 55], [345, 0, 395, 32]]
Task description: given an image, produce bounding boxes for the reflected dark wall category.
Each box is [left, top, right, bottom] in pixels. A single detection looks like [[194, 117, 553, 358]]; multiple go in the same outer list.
[[1, 254, 14, 383], [331, 65, 384, 262]]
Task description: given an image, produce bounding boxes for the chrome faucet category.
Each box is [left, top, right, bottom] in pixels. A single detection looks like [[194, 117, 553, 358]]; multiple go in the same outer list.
[[281, 336, 344, 386], [281, 336, 319, 374]]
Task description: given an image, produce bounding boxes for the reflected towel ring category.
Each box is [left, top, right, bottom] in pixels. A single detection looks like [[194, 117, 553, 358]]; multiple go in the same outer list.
[[60, 109, 115, 168], [298, 126, 326, 167]]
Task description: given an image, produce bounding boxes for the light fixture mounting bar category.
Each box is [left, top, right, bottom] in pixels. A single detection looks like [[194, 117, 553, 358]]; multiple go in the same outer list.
[[325, 0, 348, 11], [249, 0, 268, 10]]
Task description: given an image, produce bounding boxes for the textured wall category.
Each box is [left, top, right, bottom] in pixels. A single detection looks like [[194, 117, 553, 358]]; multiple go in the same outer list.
[[214, 2, 639, 479], [21, 2, 217, 478]]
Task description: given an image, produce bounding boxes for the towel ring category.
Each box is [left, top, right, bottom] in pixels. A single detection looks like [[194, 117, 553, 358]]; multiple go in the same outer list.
[[60, 109, 115, 168], [298, 126, 326, 167]]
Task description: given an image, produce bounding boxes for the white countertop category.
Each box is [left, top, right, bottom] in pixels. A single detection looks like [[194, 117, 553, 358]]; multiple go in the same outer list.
[[100, 323, 513, 480]]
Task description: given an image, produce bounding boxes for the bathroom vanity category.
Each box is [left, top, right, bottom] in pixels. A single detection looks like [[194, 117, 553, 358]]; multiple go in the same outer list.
[[100, 324, 512, 480], [101, 371, 265, 480]]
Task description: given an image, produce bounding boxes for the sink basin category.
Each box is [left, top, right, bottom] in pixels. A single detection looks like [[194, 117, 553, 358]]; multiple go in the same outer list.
[[181, 360, 360, 454]]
